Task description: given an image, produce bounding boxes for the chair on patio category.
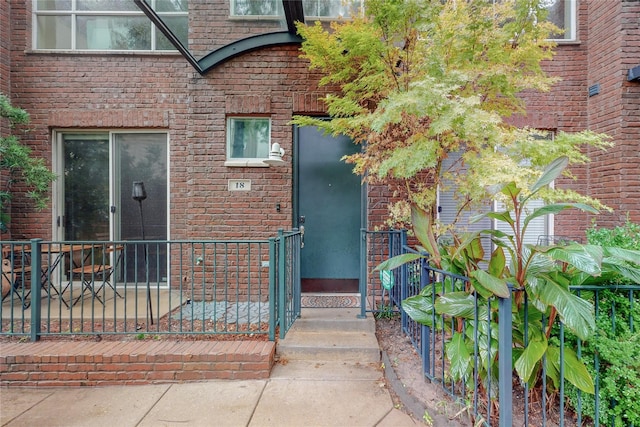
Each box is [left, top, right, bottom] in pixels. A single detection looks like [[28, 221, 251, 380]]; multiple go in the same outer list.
[[68, 245, 124, 307], [1, 258, 32, 309]]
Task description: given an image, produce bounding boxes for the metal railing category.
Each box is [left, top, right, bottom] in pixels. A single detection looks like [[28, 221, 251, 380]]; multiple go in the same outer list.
[[364, 229, 638, 427], [1, 230, 302, 342], [359, 229, 405, 318]]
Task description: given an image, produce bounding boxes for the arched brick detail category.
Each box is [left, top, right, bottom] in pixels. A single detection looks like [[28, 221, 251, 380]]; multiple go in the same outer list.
[[48, 109, 170, 128]]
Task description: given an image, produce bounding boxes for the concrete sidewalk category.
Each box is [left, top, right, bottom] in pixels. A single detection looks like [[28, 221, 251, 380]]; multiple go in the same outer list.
[[1, 359, 419, 426]]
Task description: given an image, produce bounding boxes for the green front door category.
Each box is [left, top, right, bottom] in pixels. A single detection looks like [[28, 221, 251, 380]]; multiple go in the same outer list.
[[295, 126, 362, 293]]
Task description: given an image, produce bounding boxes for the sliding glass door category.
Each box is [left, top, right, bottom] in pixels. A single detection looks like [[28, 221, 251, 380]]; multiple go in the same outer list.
[[55, 131, 168, 283]]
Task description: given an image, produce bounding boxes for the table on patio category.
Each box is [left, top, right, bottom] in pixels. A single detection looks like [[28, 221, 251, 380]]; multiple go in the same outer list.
[[1, 243, 108, 309]]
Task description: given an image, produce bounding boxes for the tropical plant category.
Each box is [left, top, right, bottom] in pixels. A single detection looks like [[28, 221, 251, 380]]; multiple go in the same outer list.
[[378, 157, 640, 413], [0, 93, 56, 232]]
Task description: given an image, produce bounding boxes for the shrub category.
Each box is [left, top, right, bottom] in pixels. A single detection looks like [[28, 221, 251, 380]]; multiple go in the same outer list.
[[564, 218, 640, 426]]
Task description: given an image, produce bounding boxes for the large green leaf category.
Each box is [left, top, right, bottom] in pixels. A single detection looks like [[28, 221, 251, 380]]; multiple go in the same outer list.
[[488, 247, 506, 278], [514, 337, 548, 383], [536, 276, 595, 340], [540, 244, 602, 276], [546, 346, 594, 394], [601, 261, 640, 283], [529, 156, 568, 194], [402, 294, 435, 327], [375, 252, 423, 272], [470, 269, 510, 298], [500, 181, 521, 199], [603, 247, 640, 265], [446, 332, 472, 381], [524, 203, 598, 231], [411, 204, 436, 255], [471, 211, 514, 227], [434, 292, 476, 319], [562, 347, 594, 394]]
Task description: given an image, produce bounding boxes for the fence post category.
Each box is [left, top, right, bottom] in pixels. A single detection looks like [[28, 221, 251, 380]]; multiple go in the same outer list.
[[399, 230, 408, 330], [358, 229, 367, 319], [278, 229, 287, 339], [30, 238, 42, 342], [498, 287, 513, 427], [420, 257, 431, 376], [268, 237, 276, 341]]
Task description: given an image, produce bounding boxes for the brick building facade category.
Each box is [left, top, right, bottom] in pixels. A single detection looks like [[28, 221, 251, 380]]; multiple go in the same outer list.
[[1, 0, 638, 247]]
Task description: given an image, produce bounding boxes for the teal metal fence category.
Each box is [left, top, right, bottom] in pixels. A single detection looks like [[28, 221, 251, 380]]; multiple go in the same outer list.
[[1, 230, 302, 342], [364, 229, 638, 427]]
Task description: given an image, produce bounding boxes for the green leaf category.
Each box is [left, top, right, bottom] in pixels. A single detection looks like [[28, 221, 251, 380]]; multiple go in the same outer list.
[[540, 244, 603, 276], [411, 205, 437, 256], [470, 269, 510, 298], [524, 203, 598, 231], [375, 253, 423, 272], [500, 181, 521, 199], [562, 347, 594, 394], [603, 247, 640, 265], [515, 337, 548, 383], [535, 276, 595, 340], [546, 346, 594, 394], [602, 261, 640, 283], [488, 247, 506, 277], [446, 332, 472, 381], [434, 292, 476, 318], [529, 156, 568, 194], [402, 295, 435, 327]]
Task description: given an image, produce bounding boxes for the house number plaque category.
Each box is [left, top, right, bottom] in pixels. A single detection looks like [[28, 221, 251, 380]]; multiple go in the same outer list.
[[228, 179, 251, 191]]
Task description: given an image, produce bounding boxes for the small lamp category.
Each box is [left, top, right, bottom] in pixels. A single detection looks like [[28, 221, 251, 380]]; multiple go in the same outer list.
[[263, 143, 286, 166], [132, 181, 147, 202]]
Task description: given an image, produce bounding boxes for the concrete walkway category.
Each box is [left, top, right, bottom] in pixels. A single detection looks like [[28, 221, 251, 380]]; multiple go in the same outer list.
[[1, 359, 418, 426], [1, 307, 421, 426]]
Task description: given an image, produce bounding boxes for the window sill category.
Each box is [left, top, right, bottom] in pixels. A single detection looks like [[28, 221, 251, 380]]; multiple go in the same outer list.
[[224, 159, 270, 168], [26, 49, 182, 56]]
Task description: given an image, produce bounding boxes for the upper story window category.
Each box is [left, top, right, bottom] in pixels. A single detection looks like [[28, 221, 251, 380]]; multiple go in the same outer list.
[[33, 0, 188, 51], [231, 0, 362, 19], [544, 0, 576, 41]]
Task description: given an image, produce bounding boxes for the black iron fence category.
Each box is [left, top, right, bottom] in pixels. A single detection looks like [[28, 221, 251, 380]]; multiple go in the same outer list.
[[1, 230, 301, 342]]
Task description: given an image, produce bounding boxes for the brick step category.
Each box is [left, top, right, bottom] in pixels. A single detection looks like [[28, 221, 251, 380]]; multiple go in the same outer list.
[[0, 340, 275, 387]]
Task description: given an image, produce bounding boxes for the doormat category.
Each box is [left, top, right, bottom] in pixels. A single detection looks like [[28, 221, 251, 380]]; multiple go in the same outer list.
[[301, 293, 361, 308]]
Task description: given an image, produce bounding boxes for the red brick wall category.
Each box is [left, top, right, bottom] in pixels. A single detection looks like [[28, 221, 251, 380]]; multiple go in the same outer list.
[[5, 0, 639, 242], [0, 1, 9, 99]]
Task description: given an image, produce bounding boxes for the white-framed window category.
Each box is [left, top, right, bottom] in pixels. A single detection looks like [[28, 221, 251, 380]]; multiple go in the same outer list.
[[225, 117, 271, 167], [230, 0, 362, 19], [33, 0, 188, 51], [543, 0, 576, 41]]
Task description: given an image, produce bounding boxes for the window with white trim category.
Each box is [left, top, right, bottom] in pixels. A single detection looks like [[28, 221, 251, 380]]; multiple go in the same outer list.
[[543, 0, 576, 41], [225, 117, 271, 167], [33, 0, 188, 51], [230, 0, 362, 19]]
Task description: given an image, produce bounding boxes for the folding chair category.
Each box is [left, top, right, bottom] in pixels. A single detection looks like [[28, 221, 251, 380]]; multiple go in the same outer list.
[[69, 245, 124, 307], [1, 258, 32, 309]]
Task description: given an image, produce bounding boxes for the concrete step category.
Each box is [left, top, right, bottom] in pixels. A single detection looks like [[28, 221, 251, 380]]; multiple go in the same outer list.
[[290, 308, 375, 333], [276, 308, 380, 363]]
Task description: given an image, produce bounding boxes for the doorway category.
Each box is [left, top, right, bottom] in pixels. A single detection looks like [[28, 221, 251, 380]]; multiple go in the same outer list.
[[294, 126, 363, 293]]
